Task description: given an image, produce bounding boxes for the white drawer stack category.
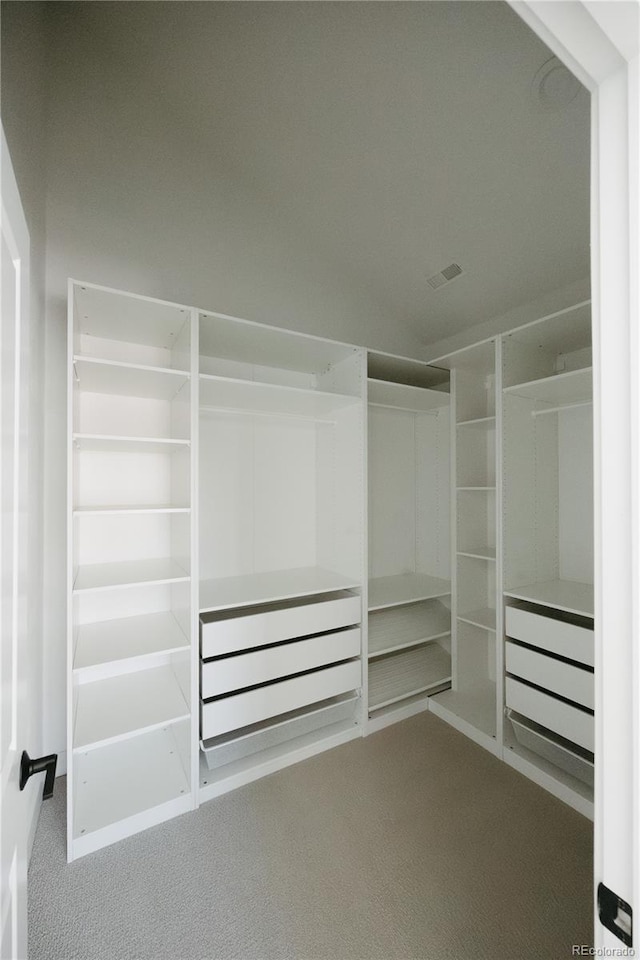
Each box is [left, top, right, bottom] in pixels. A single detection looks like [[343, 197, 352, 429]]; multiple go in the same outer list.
[[505, 603, 594, 785], [200, 592, 362, 768]]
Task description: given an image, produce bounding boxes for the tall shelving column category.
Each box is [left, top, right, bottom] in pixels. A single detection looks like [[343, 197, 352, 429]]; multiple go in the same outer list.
[[197, 312, 366, 799], [501, 302, 594, 815], [429, 340, 500, 753], [366, 354, 452, 732], [67, 281, 197, 860]]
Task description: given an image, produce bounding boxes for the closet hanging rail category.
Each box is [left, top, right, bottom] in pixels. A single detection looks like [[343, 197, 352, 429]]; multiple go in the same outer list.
[[531, 400, 593, 417], [199, 404, 337, 425]]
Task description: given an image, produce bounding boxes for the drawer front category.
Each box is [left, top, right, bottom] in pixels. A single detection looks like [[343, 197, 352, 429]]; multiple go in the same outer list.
[[505, 605, 593, 667], [505, 677, 594, 752], [201, 660, 362, 739], [201, 628, 361, 698], [506, 641, 594, 709], [201, 595, 361, 658]]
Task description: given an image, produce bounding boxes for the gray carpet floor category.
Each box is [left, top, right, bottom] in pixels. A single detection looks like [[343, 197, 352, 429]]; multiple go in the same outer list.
[[29, 712, 592, 960]]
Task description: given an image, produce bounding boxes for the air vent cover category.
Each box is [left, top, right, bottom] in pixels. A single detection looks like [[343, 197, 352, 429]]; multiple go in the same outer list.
[[427, 263, 463, 290]]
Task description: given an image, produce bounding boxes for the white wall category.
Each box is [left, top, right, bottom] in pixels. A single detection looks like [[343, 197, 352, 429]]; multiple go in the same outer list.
[[1, 3, 48, 774]]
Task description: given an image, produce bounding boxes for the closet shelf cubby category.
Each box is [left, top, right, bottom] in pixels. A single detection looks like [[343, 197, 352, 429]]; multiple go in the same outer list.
[[456, 416, 496, 429], [73, 558, 190, 593], [200, 568, 360, 613], [73, 726, 191, 845], [368, 601, 451, 658], [73, 612, 190, 676], [503, 580, 594, 618], [368, 645, 451, 712], [457, 607, 496, 632], [429, 681, 497, 739], [73, 666, 190, 752], [368, 573, 451, 611], [73, 356, 190, 400], [367, 378, 449, 413], [503, 366, 592, 407], [457, 547, 496, 561]]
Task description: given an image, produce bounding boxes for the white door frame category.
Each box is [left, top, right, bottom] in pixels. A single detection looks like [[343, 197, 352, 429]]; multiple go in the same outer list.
[[510, 1, 639, 950]]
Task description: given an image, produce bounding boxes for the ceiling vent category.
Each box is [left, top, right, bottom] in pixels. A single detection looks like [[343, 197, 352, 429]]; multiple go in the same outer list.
[[427, 263, 463, 290]]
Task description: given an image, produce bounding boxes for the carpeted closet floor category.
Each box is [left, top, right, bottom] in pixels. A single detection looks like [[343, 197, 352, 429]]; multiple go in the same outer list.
[[28, 712, 592, 960]]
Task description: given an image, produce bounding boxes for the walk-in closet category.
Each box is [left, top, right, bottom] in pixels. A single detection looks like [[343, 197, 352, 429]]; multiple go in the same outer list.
[[66, 281, 594, 860]]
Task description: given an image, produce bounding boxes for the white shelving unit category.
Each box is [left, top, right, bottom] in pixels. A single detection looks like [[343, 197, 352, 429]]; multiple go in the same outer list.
[[430, 340, 500, 753], [366, 355, 451, 730], [67, 281, 197, 861], [67, 280, 594, 860]]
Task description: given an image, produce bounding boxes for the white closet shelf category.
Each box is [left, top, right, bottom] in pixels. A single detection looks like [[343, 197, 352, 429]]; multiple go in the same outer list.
[[73, 611, 190, 676], [367, 378, 449, 413], [429, 681, 497, 738], [73, 558, 190, 593], [199, 567, 361, 613], [73, 434, 190, 454], [73, 665, 190, 752], [503, 580, 594, 618], [73, 504, 190, 515], [73, 725, 190, 840], [73, 356, 189, 400], [456, 486, 496, 492], [199, 310, 358, 377], [456, 416, 496, 429], [368, 645, 451, 712], [200, 374, 359, 421], [504, 366, 592, 406], [457, 607, 496, 631], [74, 283, 190, 348], [457, 547, 496, 561], [368, 601, 451, 658], [368, 574, 451, 611]]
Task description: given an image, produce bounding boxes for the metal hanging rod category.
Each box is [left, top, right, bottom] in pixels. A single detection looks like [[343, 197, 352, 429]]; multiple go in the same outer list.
[[199, 405, 336, 425], [531, 400, 593, 417]]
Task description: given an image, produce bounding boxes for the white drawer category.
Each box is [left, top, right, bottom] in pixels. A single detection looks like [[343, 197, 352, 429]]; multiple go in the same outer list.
[[201, 594, 361, 658], [505, 677, 594, 752], [505, 605, 593, 667], [201, 628, 361, 698], [506, 641, 593, 709], [201, 660, 361, 739]]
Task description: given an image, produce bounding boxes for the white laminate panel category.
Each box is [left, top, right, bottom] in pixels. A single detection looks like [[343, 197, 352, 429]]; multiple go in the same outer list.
[[201, 629, 360, 697], [505, 605, 594, 666], [200, 595, 361, 657], [200, 661, 361, 738], [505, 641, 594, 709], [505, 678, 593, 752]]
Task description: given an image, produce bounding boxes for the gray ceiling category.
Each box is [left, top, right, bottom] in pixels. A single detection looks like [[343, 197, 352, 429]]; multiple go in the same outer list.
[[48, 1, 590, 347]]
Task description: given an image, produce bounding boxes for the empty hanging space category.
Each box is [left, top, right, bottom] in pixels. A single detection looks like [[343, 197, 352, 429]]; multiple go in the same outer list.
[[502, 303, 592, 614], [366, 354, 451, 726], [198, 311, 364, 611]]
